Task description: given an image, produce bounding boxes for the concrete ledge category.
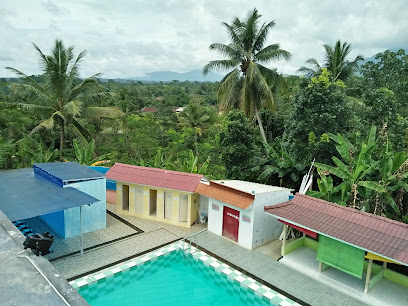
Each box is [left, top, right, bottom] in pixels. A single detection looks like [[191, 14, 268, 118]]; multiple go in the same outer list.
[[0, 210, 88, 306]]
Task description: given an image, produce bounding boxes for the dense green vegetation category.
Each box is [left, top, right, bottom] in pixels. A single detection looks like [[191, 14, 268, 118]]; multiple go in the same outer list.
[[1, 10, 407, 223]]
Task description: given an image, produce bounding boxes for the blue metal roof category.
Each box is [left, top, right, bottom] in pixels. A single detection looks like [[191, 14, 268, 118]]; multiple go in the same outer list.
[[34, 162, 105, 184], [0, 168, 99, 222]]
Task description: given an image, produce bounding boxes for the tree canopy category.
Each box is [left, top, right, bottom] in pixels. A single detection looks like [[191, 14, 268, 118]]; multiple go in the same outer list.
[[203, 8, 291, 142]]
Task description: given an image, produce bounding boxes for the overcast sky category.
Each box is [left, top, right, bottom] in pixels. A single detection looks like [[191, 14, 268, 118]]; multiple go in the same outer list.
[[1, 0, 407, 79]]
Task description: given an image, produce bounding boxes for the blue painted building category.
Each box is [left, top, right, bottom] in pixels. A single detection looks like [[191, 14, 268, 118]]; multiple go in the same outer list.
[[34, 162, 107, 238]]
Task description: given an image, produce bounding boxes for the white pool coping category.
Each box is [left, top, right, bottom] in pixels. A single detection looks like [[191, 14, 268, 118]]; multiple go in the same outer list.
[[69, 241, 301, 306]]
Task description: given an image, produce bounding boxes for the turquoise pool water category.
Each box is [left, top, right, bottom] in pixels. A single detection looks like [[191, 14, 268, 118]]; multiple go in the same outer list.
[[79, 251, 272, 305]]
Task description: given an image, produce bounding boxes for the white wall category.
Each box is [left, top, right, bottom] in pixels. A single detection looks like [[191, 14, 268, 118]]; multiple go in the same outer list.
[[206, 195, 255, 250], [198, 195, 209, 218], [207, 197, 223, 236], [237, 205, 254, 249], [251, 190, 291, 249]]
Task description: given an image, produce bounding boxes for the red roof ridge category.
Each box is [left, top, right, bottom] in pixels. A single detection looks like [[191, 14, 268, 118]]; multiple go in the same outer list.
[[113, 163, 204, 178], [264, 201, 292, 210], [294, 193, 408, 230]]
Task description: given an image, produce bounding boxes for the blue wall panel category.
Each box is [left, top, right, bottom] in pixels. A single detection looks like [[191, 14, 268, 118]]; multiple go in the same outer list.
[[63, 178, 106, 238], [40, 210, 65, 237]]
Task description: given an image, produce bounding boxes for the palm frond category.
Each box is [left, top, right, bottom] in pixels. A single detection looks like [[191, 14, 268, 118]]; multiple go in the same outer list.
[[253, 20, 276, 52], [222, 21, 242, 45], [217, 69, 241, 111], [209, 43, 241, 59], [30, 117, 55, 134], [203, 59, 240, 75], [257, 64, 287, 93], [297, 58, 321, 77], [82, 106, 124, 119], [63, 100, 83, 117], [255, 48, 292, 63], [71, 118, 89, 141]]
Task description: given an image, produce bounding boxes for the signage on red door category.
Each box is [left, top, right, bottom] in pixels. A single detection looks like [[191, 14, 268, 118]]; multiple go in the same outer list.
[[226, 212, 239, 220]]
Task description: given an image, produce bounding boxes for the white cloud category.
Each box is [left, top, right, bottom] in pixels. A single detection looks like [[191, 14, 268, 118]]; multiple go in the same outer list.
[[0, 0, 407, 78]]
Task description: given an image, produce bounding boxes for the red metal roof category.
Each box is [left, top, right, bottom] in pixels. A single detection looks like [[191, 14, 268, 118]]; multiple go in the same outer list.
[[264, 193, 408, 265], [195, 181, 254, 209], [106, 163, 203, 193], [141, 107, 157, 113]]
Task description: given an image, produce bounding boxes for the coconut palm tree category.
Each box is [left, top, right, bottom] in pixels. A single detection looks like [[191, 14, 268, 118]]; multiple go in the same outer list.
[[203, 9, 291, 143], [298, 40, 364, 81], [178, 99, 213, 154], [6, 39, 123, 159]]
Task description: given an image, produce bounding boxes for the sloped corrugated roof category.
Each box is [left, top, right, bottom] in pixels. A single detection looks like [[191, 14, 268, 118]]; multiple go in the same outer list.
[[195, 181, 254, 209], [0, 168, 98, 222], [264, 193, 408, 266], [34, 162, 105, 183], [106, 163, 203, 193]]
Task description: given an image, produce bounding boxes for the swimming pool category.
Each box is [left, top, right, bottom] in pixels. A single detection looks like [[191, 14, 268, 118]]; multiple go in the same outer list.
[[70, 242, 300, 306]]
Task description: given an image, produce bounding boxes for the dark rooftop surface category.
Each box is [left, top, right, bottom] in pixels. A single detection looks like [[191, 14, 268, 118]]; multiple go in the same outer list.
[[265, 193, 408, 265], [0, 168, 98, 222], [34, 162, 105, 182], [0, 211, 88, 306]]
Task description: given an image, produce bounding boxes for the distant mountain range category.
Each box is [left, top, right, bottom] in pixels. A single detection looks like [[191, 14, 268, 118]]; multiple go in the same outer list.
[[101, 69, 223, 83]]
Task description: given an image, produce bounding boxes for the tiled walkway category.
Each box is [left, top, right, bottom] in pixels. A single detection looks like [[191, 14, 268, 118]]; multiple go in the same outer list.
[[48, 204, 205, 280], [46, 206, 374, 305], [190, 231, 370, 306]]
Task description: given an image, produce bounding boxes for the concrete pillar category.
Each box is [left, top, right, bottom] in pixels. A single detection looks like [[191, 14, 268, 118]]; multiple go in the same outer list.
[[281, 224, 288, 257], [364, 259, 373, 293]]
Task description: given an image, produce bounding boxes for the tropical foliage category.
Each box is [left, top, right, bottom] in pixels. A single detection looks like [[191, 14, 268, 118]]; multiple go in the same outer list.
[[72, 138, 109, 166], [308, 126, 408, 221], [0, 12, 407, 223], [203, 9, 291, 142], [257, 140, 306, 188], [5, 40, 123, 158], [298, 40, 364, 81]]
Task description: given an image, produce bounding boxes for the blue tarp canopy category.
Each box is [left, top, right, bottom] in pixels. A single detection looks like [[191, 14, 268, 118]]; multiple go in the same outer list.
[[34, 162, 105, 185], [0, 168, 98, 222]]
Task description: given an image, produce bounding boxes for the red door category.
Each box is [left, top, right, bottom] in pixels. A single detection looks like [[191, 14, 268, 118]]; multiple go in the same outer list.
[[222, 206, 240, 242]]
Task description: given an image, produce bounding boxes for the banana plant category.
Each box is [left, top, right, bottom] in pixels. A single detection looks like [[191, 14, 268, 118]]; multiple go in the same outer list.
[[138, 149, 210, 175], [21, 139, 59, 164], [176, 150, 210, 175], [373, 139, 408, 216], [309, 126, 386, 208], [138, 148, 176, 170], [257, 140, 306, 187], [73, 138, 108, 166]]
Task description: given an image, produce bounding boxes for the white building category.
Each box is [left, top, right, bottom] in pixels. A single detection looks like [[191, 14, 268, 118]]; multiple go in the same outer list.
[[196, 180, 292, 250]]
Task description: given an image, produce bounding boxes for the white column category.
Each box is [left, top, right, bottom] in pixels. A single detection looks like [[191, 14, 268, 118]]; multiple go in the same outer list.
[[364, 259, 373, 293], [281, 224, 288, 256], [80, 205, 84, 256]]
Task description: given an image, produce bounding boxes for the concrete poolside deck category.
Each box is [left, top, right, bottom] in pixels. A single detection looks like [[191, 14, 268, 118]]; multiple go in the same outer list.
[[190, 231, 370, 306], [280, 246, 408, 306], [0, 211, 87, 306], [45, 204, 205, 279], [29, 203, 403, 306]]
